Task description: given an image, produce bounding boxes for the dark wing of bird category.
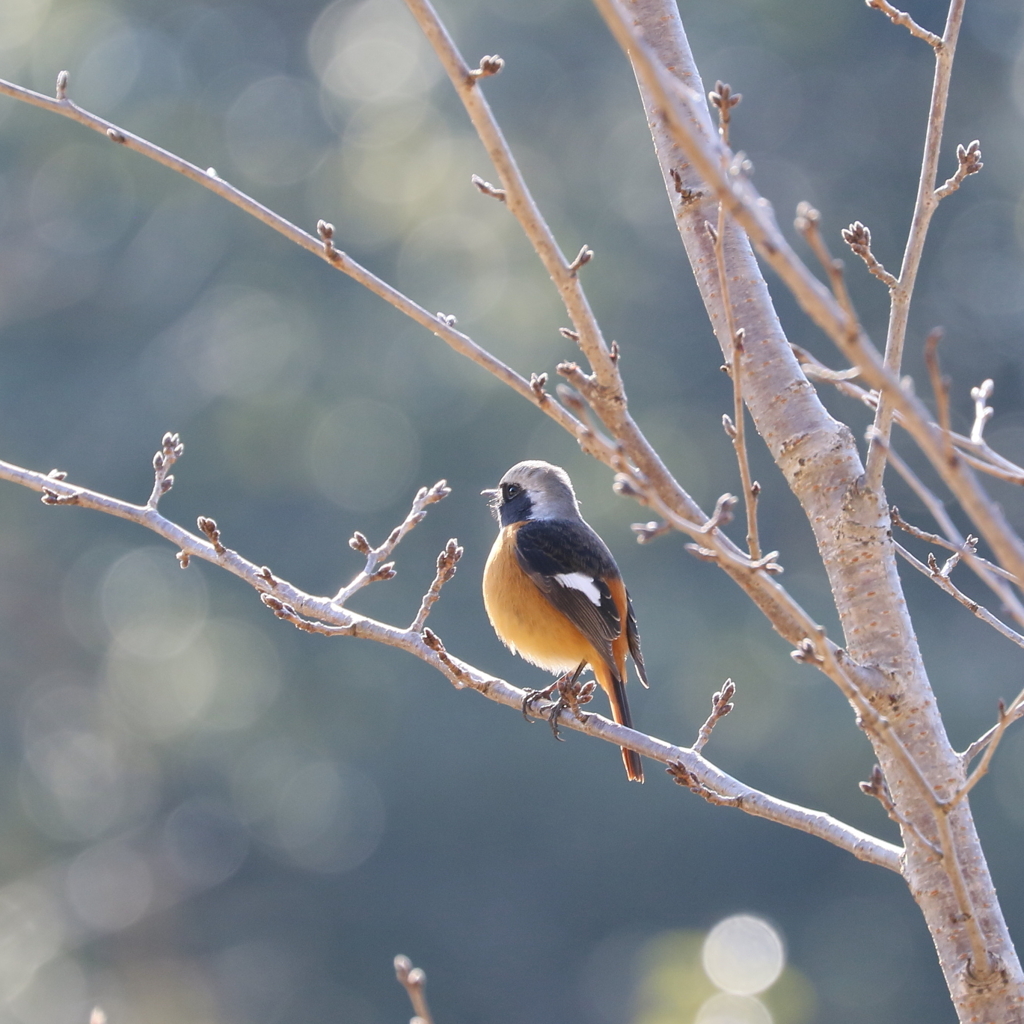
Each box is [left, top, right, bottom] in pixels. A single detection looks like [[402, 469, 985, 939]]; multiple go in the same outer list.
[[514, 518, 621, 666], [626, 592, 649, 687]]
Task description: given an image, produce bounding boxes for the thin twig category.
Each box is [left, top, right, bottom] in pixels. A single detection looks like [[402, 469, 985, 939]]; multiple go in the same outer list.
[[146, 432, 184, 509], [411, 539, 463, 632], [840, 220, 898, 289], [795, 204, 859, 322], [692, 679, 736, 754], [706, 84, 760, 562], [333, 482, 451, 606], [970, 379, 994, 444], [796, 344, 1023, 477], [885, 447, 1024, 630], [956, 699, 1014, 803], [860, 765, 941, 855], [890, 509, 1016, 583], [934, 140, 983, 200], [923, 328, 955, 465], [863, 0, 968, 491], [401, 0, 617, 386], [866, 0, 942, 45], [961, 701, 1024, 766], [953, 449, 1024, 486], [802, 346, 1024, 485], [394, 956, 435, 1024], [723, 333, 761, 559], [893, 541, 1024, 651], [956, 671, 1024, 785]]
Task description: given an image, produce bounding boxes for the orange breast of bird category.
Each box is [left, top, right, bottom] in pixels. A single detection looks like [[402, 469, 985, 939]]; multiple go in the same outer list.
[[483, 523, 600, 674]]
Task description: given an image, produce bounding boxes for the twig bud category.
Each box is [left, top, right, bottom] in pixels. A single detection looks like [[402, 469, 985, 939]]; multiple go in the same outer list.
[[613, 474, 641, 499], [568, 245, 594, 273], [842, 221, 871, 250], [471, 55, 505, 79], [197, 516, 226, 554], [794, 201, 820, 234], [471, 174, 507, 202]]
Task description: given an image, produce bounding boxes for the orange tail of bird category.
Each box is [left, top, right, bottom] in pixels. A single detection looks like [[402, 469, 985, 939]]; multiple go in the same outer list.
[[596, 661, 643, 783]]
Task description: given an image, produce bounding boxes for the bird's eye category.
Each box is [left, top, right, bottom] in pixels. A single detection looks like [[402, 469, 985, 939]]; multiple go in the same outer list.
[[502, 482, 521, 501]]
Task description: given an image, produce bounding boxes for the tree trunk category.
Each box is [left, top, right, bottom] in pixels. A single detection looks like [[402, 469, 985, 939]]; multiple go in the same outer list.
[[623, 0, 1024, 1018]]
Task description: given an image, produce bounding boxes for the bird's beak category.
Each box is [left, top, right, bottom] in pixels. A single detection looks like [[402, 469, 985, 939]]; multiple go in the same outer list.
[[481, 486, 502, 519]]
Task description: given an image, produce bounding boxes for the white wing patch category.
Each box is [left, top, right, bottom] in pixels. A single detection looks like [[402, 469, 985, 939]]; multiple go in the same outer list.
[[554, 572, 603, 606]]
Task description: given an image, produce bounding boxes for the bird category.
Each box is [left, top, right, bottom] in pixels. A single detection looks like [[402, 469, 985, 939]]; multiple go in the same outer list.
[[482, 460, 648, 782]]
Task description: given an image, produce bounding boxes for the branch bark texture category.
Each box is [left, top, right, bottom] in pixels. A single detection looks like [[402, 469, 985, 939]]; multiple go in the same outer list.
[[605, 0, 1024, 1017]]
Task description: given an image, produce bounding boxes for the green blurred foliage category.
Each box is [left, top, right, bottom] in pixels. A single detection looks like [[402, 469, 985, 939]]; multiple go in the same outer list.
[[0, 0, 1021, 1021]]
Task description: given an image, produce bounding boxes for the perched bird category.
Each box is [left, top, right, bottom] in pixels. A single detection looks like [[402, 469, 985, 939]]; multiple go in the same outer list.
[[482, 460, 648, 782]]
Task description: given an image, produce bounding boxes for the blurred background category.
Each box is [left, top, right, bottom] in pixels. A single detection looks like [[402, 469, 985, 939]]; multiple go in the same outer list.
[[0, 0, 1022, 1020]]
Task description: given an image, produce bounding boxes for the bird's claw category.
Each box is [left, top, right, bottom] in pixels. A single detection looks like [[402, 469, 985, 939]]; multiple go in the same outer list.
[[522, 670, 597, 740], [521, 680, 561, 723]]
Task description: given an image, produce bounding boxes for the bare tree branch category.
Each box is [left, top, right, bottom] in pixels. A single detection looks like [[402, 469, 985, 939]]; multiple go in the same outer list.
[[0, 0, 1020, 1010], [863, 0, 968, 491], [594, 0, 1024, 611], [0, 74, 619, 481], [707, 85, 760, 562], [596, 0, 1017, 997], [0, 445, 902, 872], [865, 0, 942, 46]]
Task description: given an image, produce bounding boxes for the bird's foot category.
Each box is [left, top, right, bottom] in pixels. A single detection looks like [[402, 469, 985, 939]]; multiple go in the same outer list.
[[521, 679, 562, 724], [538, 673, 597, 741]]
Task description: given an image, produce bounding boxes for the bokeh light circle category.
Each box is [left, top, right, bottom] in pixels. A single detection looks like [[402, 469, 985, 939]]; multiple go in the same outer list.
[[702, 914, 784, 996], [696, 992, 773, 1024]]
